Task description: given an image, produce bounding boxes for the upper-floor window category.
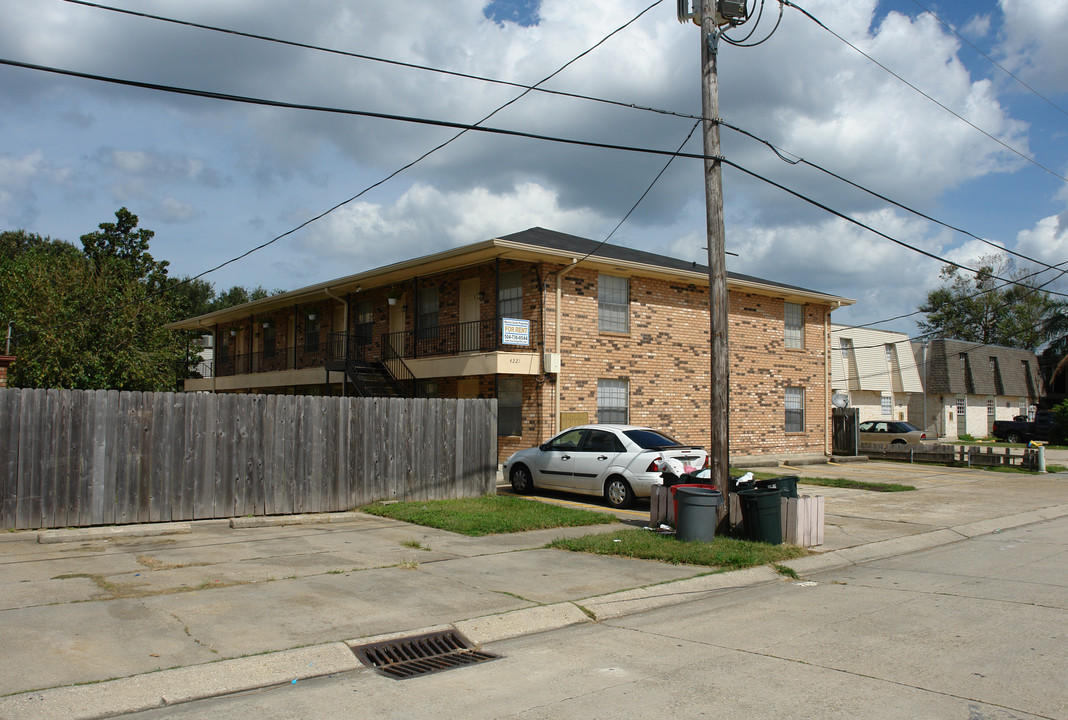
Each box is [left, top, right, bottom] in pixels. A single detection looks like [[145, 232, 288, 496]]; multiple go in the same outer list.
[[598, 274, 629, 333], [355, 300, 373, 347], [784, 302, 803, 349], [263, 324, 276, 358], [885, 344, 894, 365], [840, 337, 852, 360], [304, 315, 320, 353], [498, 270, 523, 319], [418, 286, 439, 340]]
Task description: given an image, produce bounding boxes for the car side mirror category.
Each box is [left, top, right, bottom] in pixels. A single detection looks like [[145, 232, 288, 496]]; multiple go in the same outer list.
[[539, 443, 550, 451]]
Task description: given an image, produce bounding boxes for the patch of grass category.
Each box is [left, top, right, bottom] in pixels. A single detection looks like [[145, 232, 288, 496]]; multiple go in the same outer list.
[[360, 495, 617, 536], [970, 463, 1068, 475], [398, 558, 420, 569], [794, 477, 915, 492], [773, 563, 800, 579], [400, 539, 429, 551], [547, 529, 807, 569], [741, 470, 913, 492]]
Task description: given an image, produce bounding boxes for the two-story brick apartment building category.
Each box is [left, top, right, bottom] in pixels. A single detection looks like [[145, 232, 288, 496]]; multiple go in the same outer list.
[[169, 228, 853, 462]]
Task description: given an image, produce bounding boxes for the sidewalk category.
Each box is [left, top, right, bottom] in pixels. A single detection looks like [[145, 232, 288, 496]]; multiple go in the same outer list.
[[1, 462, 1066, 720]]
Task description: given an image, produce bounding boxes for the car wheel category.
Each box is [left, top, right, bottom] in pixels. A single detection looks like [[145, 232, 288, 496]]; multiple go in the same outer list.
[[1006, 433, 1021, 444], [509, 464, 534, 494], [604, 476, 635, 509]]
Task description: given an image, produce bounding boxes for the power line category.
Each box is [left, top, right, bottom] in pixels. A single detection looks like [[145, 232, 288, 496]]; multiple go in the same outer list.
[[910, 0, 1068, 120], [38, 0, 1068, 281], [782, 0, 1068, 185], [59, 0, 699, 123]]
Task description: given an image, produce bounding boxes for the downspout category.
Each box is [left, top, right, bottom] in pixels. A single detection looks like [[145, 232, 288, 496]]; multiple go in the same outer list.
[[554, 259, 580, 435], [825, 301, 841, 456]]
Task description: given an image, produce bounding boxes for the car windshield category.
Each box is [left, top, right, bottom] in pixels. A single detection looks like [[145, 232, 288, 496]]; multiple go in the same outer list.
[[623, 429, 683, 449]]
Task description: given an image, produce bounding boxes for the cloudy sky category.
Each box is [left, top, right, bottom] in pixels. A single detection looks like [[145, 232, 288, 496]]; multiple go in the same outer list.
[[2, 0, 1066, 334]]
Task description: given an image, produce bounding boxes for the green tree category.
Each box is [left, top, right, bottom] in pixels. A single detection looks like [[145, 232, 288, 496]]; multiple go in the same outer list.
[[1, 209, 186, 390], [917, 254, 1064, 352]]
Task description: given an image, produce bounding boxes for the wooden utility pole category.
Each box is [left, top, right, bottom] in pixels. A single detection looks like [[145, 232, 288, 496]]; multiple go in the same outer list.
[[700, 0, 730, 505]]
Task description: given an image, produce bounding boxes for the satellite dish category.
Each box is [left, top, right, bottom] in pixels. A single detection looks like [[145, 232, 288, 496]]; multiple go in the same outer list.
[[832, 393, 849, 409]]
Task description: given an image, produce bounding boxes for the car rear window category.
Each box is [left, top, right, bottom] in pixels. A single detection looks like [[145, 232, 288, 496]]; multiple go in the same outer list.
[[623, 429, 683, 449]]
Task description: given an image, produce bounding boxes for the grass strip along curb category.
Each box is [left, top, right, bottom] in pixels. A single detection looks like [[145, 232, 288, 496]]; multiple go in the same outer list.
[[548, 529, 807, 568], [360, 495, 616, 536]]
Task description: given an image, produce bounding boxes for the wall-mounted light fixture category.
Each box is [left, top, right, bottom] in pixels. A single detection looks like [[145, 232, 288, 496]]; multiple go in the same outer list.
[[388, 297, 398, 306], [262, 320, 271, 329], [476, 291, 485, 301]]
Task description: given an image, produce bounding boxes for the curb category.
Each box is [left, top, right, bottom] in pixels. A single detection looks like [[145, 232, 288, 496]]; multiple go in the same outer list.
[[3, 504, 1067, 719]]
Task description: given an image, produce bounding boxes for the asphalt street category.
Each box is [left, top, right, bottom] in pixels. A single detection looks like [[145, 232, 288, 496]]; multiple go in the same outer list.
[[112, 514, 1068, 720]]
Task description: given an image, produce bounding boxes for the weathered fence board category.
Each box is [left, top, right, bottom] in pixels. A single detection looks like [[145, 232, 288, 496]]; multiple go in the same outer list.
[[0, 388, 497, 530]]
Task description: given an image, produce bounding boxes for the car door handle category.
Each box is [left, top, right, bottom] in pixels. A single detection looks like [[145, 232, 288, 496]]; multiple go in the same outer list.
[[561, 454, 571, 460], [597, 455, 608, 460]]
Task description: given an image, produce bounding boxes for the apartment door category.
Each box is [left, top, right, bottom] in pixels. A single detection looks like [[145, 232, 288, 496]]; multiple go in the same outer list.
[[389, 297, 405, 356], [459, 278, 480, 352]]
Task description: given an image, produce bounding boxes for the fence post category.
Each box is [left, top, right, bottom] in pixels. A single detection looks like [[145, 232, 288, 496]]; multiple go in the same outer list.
[[1038, 445, 1046, 473]]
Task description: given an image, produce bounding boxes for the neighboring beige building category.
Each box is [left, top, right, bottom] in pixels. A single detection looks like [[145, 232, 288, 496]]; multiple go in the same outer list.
[[830, 325, 923, 424], [169, 228, 855, 463], [908, 338, 1045, 439]]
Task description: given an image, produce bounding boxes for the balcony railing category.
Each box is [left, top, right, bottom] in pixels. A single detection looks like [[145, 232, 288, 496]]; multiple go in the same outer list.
[[192, 318, 537, 379]]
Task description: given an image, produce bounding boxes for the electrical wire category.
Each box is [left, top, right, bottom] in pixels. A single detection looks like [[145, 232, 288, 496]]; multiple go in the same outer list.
[[59, 0, 701, 124], [781, 0, 1068, 185], [910, 0, 1068, 120], [46, 0, 1065, 280]]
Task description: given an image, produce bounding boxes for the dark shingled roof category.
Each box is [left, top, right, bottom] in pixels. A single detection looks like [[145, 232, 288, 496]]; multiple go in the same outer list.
[[918, 338, 1045, 398], [499, 227, 839, 298]]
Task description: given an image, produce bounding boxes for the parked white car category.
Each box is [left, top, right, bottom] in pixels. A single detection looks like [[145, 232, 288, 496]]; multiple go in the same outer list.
[[503, 425, 708, 509]]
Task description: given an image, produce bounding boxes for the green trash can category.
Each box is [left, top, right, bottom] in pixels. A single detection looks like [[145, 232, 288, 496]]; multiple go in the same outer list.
[[756, 475, 799, 499], [737, 487, 782, 544], [675, 487, 723, 543]]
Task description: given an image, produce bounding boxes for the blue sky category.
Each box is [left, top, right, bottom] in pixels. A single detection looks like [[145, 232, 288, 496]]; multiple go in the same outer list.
[[1, 0, 1066, 336]]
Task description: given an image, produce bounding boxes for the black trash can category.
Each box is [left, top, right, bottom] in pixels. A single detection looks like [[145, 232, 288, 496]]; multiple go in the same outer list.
[[737, 487, 782, 544], [756, 475, 799, 499], [675, 486, 723, 543]]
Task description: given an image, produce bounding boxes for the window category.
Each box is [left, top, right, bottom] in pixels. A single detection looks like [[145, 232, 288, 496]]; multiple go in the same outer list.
[[955, 396, 966, 418], [355, 300, 373, 347], [582, 429, 625, 453], [598, 274, 629, 333], [840, 337, 852, 360], [785, 387, 804, 432], [417, 286, 439, 340], [597, 379, 628, 424], [419, 381, 439, 398], [497, 377, 522, 436], [304, 315, 320, 353], [784, 302, 803, 348], [987, 398, 995, 417], [881, 395, 892, 416], [263, 325, 276, 358], [498, 270, 522, 319], [885, 344, 894, 365]]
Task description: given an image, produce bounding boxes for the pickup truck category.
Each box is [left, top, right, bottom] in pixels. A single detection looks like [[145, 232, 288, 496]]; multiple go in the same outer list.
[[990, 411, 1055, 443]]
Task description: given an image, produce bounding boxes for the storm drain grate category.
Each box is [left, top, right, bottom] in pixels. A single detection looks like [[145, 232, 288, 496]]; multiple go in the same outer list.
[[352, 629, 501, 679]]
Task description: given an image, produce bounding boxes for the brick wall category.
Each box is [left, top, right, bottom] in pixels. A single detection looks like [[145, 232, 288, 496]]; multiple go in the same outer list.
[[531, 264, 831, 457]]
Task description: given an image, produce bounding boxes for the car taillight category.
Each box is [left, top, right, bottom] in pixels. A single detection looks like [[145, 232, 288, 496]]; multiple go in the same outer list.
[[647, 457, 663, 472], [703, 454, 710, 469], [920, 433, 926, 440]]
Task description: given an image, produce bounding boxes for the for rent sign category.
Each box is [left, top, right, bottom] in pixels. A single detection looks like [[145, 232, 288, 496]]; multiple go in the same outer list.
[[501, 318, 530, 346]]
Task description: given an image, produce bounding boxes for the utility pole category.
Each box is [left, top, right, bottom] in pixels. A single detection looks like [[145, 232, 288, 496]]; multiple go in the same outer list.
[[701, 0, 730, 503]]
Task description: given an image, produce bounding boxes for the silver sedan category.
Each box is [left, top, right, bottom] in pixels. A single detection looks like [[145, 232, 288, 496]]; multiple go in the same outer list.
[[503, 424, 708, 509]]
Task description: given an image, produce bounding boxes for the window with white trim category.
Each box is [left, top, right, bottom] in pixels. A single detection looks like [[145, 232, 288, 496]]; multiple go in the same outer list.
[[597, 379, 629, 424], [784, 302, 803, 349], [785, 387, 804, 432], [598, 274, 629, 333], [881, 395, 892, 416]]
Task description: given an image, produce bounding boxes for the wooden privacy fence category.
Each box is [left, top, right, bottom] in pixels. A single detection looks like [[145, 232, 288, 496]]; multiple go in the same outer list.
[[0, 388, 498, 531], [859, 442, 1042, 469]]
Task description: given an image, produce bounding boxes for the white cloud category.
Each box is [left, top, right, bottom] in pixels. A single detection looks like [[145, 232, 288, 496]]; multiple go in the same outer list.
[[997, 0, 1068, 93]]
